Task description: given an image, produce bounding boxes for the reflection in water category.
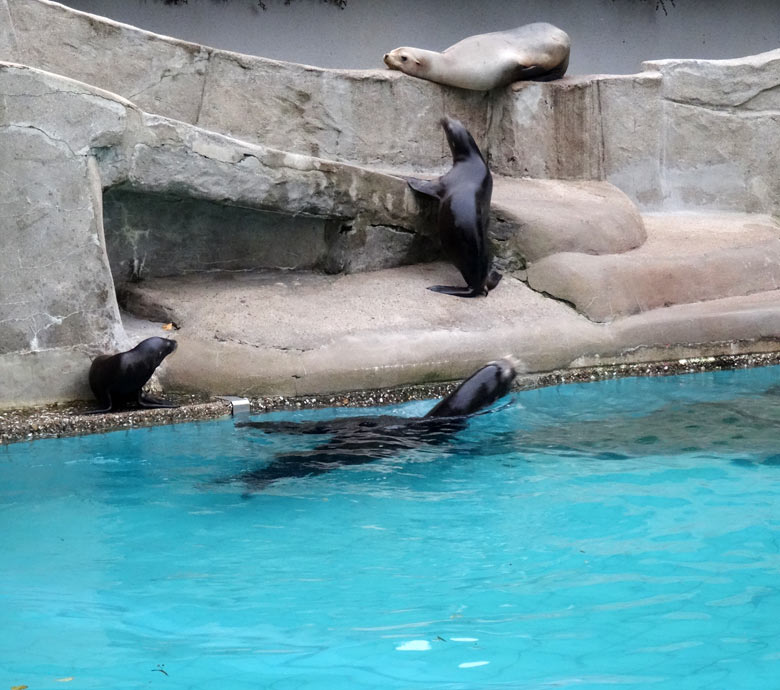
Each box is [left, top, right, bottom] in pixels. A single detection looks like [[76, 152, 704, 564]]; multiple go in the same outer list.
[[511, 389, 780, 463]]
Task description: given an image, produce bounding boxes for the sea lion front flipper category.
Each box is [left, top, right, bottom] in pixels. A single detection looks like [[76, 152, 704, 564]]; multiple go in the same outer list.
[[486, 270, 503, 291], [406, 177, 443, 199], [427, 285, 484, 298]]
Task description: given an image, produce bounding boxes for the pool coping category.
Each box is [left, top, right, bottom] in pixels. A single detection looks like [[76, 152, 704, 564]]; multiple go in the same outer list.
[[2, 350, 780, 446]]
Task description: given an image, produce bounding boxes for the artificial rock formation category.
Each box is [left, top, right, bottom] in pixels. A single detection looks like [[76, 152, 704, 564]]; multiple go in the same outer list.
[[1, 0, 779, 407]]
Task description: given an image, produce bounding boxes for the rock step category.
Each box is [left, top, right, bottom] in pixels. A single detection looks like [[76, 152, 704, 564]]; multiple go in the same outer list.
[[119, 263, 780, 398], [525, 213, 780, 322], [489, 176, 647, 268]]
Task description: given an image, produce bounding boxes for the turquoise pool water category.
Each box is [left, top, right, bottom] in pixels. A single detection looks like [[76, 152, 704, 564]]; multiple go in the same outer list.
[[2, 367, 780, 689]]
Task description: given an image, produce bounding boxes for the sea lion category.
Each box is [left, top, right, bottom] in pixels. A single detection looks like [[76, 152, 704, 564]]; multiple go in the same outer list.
[[407, 116, 501, 297], [231, 357, 517, 489], [87, 336, 178, 413], [383, 23, 570, 91]]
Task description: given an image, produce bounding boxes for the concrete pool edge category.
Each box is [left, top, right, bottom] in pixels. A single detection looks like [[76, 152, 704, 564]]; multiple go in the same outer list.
[[2, 349, 780, 447]]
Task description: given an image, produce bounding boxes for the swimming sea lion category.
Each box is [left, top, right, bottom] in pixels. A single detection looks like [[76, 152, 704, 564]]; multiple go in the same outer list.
[[407, 116, 501, 297], [383, 23, 570, 91], [232, 357, 517, 489], [87, 337, 178, 413]]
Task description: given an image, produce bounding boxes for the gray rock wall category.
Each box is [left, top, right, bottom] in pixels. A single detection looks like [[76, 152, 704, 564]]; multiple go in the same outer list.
[[0, 59, 437, 406], [0, 0, 18, 59], [3, 0, 489, 171], [3, 1, 777, 213], [489, 51, 780, 213], [1, 0, 778, 407], [646, 52, 780, 213], [0, 63, 125, 404]]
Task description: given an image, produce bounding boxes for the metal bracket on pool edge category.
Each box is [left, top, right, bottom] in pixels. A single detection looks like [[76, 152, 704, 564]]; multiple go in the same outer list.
[[217, 395, 251, 417]]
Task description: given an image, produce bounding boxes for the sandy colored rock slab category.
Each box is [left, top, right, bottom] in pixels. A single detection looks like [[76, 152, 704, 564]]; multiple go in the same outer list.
[[118, 262, 780, 399], [119, 263, 596, 396], [490, 176, 646, 267], [526, 213, 780, 322]]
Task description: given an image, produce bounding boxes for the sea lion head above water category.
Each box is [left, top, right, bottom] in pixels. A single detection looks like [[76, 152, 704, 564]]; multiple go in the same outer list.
[[425, 356, 518, 418]]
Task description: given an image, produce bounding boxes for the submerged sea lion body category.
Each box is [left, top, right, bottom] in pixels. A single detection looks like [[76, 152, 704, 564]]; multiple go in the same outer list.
[[384, 23, 570, 91], [232, 357, 517, 489], [407, 116, 501, 297], [88, 337, 178, 413]]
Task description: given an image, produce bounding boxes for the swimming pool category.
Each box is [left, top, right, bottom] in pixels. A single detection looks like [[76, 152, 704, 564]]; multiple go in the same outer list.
[[2, 366, 780, 689]]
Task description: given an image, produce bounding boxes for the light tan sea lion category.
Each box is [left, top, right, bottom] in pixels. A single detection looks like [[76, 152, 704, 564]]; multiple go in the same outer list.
[[383, 22, 570, 91]]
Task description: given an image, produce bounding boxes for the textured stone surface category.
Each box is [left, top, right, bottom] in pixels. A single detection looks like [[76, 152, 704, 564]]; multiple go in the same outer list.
[[643, 51, 780, 213], [3, 0, 778, 215], [0, 0, 19, 60], [198, 51, 489, 170], [490, 176, 646, 268], [2, 0, 489, 170], [488, 74, 664, 195], [526, 214, 780, 322], [103, 191, 329, 285], [0, 64, 126, 405], [0, 65, 124, 353], [489, 53, 780, 214], [118, 265, 780, 398], [0, 61, 438, 406], [644, 50, 780, 109], [104, 113, 440, 275], [7, 0, 210, 123]]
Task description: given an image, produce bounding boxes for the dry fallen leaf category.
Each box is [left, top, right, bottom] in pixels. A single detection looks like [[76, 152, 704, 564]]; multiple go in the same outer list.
[[11, 685, 29, 690], [162, 322, 175, 331]]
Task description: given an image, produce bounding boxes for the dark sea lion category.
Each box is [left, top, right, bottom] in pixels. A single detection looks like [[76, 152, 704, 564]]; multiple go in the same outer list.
[[384, 23, 570, 91], [231, 357, 517, 489], [87, 337, 178, 414], [407, 116, 501, 297]]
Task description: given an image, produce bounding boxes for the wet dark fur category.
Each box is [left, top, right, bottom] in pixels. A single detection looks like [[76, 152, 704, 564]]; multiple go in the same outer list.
[[231, 358, 517, 490], [88, 337, 178, 413], [407, 116, 501, 297]]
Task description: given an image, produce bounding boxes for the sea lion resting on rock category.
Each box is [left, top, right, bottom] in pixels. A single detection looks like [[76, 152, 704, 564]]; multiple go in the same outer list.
[[88, 336, 178, 414], [233, 357, 517, 490], [384, 23, 570, 91], [407, 116, 501, 297]]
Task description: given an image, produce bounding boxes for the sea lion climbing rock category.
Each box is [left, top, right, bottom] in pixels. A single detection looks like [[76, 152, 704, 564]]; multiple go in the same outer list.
[[406, 116, 501, 297], [384, 23, 570, 91], [88, 337, 178, 413]]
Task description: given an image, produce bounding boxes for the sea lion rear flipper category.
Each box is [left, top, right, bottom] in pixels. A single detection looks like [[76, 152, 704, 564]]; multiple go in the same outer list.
[[486, 270, 503, 291], [84, 391, 113, 415], [406, 177, 442, 199], [138, 392, 178, 409], [428, 285, 484, 298]]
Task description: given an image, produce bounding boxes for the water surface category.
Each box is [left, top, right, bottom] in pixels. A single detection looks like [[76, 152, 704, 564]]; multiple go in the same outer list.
[[2, 367, 780, 689]]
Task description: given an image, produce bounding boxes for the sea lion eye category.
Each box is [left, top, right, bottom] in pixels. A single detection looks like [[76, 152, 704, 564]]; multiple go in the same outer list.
[[400, 55, 408, 62]]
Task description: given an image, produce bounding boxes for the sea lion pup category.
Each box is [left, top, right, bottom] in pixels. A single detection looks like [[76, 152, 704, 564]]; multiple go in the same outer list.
[[87, 337, 178, 414], [232, 357, 517, 489], [383, 23, 570, 91], [406, 116, 501, 297]]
